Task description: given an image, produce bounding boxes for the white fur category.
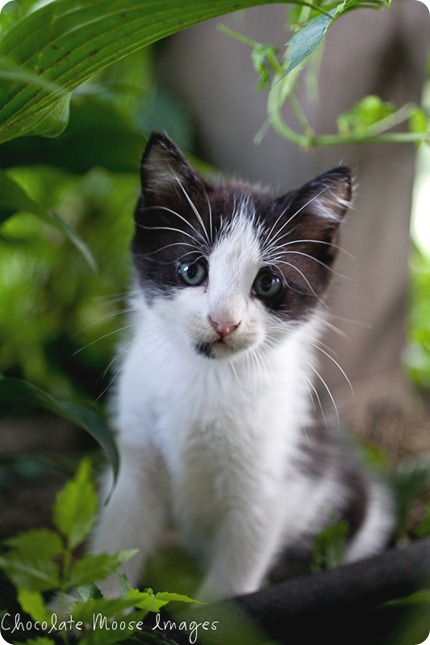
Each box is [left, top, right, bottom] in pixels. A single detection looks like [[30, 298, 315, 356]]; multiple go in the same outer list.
[[90, 210, 392, 601]]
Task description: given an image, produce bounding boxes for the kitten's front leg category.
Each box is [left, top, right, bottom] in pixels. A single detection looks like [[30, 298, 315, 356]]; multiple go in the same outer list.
[[197, 506, 283, 602], [90, 441, 167, 597]]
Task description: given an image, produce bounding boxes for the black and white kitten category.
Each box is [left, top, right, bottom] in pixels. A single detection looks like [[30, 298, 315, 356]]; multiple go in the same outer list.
[[91, 132, 394, 601]]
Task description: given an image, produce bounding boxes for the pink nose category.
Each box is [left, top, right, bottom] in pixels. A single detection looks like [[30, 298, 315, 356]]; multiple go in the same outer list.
[[209, 316, 241, 338]]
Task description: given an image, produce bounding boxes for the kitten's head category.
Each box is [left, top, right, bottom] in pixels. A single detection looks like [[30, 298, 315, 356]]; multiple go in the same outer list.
[[132, 132, 351, 360]]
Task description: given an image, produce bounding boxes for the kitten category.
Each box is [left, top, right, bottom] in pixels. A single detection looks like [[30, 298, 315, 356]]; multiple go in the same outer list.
[[90, 132, 394, 601]]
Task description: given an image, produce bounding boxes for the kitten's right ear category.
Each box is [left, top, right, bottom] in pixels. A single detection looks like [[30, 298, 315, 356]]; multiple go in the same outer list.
[[140, 132, 204, 199]]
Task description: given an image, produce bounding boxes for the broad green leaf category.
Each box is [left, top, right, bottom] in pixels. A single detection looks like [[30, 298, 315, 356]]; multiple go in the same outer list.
[[0, 56, 63, 93], [0, 0, 41, 35], [0, 93, 143, 173], [52, 459, 97, 549], [27, 93, 71, 139], [67, 551, 139, 588], [0, 554, 60, 592], [17, 589, 51, 623], [283, 12, 333, 76], [5, 529, 63, 560], [0, 377, 119, 484], [0, 0, 280, 144], [61, 402, 118, 477], [0, 171, 96, 269]]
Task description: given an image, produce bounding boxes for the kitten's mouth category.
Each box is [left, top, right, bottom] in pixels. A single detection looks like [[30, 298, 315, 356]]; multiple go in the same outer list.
[[195, 338, 236, 359]]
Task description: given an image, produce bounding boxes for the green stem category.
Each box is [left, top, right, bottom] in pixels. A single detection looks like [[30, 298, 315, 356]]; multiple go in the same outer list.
[[217, 25, 262, 49], [270, 105, 428, 149], [361, 103, 416, 137], [311, 131, 429, 147], [61, 547, 72, 591], [289, 92, 314, 139], [269, 106, 308, 146]]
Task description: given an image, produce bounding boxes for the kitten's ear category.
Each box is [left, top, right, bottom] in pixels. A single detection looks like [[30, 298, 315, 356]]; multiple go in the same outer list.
[[280, 166, 352, 265], [140, 132, 204, 198], [289, 166, 352, 224]]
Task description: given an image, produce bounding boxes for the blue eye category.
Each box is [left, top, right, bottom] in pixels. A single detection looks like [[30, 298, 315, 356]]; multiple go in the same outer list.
[[178, 260, 208, 286], [252, 271, 282, 299]]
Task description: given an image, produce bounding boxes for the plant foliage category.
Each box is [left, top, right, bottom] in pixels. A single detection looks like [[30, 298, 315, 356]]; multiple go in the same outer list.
[[1, 0, 428, 151], [0, 460, 199, 644], [0, 375, 119, 482]]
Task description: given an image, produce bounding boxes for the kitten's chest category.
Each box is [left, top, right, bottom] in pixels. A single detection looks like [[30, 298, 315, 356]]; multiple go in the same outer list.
[[152, 361, 300, 487]]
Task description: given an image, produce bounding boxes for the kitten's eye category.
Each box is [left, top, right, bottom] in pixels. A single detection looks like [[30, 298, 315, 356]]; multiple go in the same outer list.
[[252, 271, 282, 299], [178, 260, 208, 286]]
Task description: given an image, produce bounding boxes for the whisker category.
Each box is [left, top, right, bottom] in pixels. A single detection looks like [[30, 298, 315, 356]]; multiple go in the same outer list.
[[305, 361, 340, 431], [137, 222, 205, 248], [262, 188, 328, 254], [303, 374, 332, 445], [72, 324, 134, 358], [173, 176, 212, 248], [263, 237, 353, 262], [311, 343, 353, 396], [276, 260, 327, 307], [139, 241, 200, 257], [144, 204, 208, 249]]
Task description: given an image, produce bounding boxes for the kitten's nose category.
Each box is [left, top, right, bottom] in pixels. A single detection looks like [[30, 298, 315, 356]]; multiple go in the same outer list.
[[209, 315, 241, 338]]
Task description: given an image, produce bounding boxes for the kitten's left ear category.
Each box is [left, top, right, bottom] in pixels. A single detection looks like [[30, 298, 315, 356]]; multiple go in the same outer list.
[[276, 167, 352, 271], [288, 166, 352, 224]]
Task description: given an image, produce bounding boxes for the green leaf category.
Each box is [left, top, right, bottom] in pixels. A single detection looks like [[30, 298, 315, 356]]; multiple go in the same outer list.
[[337, 95, 396, 136], [71, 596, 139, 623], [118, 573, 132, 598], [0, 55, 63, 93], [0, 554, 60, 592], [154, 591, 202, 605], [410, 105, 430, 135], [0, 377, 119, 484], [52, 459, 97, 549], [5, 529, 63, 560], [381, 589, 430, 608], [68, 551, 139, 588], [0, 171, 96, 269], [283, 12, 333, 76], [77, 583, 104, 602], [0, 93, 143, 174], [126, 588, 170, 613], [125, 588, 201, 614], [311, 519, 349, 572], [0, 0, 281, 144], [251, 44, 279, 90], [17, 589, 51, 623], [27, 93, 71, 139], [78, 608, 151, 645]]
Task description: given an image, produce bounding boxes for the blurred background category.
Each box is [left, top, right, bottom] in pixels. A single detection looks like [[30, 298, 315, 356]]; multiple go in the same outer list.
[[0, 0, 429, 537]]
